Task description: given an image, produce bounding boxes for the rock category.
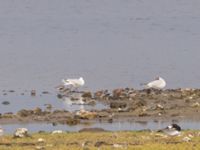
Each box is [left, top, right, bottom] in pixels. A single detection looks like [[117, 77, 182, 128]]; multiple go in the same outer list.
[[31, 90, 36, 96], [95, 141, 109, 147], [191, 102, 200, 107], [17, 109, 33, 117], [75, 109, 97, 119], [42, 91, 49, 94], [57, 94, 63, 99], [33, 107, 42, 115], [1, 101, 10, 105], [44, 104, 52, 110], [8, 90, 15, 93], [35, 146, 45, 150], [13, 128, 29, 138], [182, 136, 191, 142], [52, 130, 63, 134], [66, 118, 80, 125], [82, 92, 92, 98], [110, 102, 127, 109], [38, 138, 45, 143], [112, 89, 123, 99], [79, 128, 106, 132], [156, 104, 164, 110]]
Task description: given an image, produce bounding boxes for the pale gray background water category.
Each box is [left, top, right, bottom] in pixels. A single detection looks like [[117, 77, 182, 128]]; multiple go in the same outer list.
[[0, 0, 200, 91]]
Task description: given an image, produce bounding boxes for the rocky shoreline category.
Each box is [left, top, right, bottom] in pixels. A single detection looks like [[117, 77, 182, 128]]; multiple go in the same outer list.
[[0, 88, 200, 125]]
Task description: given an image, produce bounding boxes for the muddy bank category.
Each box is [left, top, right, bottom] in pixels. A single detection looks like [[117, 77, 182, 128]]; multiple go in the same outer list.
[[0, 88, 200, 125]]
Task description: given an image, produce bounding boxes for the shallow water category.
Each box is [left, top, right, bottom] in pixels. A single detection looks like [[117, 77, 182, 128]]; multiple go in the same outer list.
[[1, 0, 200, 131], [2, 120, 200, 134], [0, 91, 107, 113]]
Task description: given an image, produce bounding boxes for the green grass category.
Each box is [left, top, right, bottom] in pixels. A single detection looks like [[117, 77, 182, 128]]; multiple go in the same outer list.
[[0, 130, 199, 150]]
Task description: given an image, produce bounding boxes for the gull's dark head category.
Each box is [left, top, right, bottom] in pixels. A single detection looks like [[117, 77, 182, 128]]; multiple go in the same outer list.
[[167, 124, 181, 131]]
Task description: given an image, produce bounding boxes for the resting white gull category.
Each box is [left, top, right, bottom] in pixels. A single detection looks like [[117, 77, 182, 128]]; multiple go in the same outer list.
[[62, 77, 85, 90], [143, 77, 166, 89]]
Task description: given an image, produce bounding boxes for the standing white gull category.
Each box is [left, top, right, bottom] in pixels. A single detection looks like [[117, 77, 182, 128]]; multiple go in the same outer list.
[[62, 77, 85, 90], [143, 77, 166, 89]]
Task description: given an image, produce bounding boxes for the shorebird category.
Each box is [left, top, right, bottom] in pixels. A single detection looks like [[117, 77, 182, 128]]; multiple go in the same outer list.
[[158, 124, 181, 136], [0, 127, 4, 136], [62, 77, 85, 91], [143, 77, 166, 89]]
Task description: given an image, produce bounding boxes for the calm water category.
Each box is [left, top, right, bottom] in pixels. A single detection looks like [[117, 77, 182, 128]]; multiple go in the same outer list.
[[2, 120, 200, 134], [0, 0, 200, 92], [0, 0, 200, 131]]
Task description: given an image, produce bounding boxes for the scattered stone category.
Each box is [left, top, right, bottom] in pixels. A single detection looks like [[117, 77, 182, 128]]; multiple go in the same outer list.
[[82, 92, 92, 98], [38, 138, 45, 143], [2, 101, 10, 105], [42, 91, 49, 94], [52, 130, 63, 134], [44, 104, 52, 110], [79, 128, 106, 132], [33, 107, 42, 115], [17, 109, 33, 117], [13, 128, 29, 138], [65, 118, 80, 125], [8, 90, 15, 93], [95, 141, 109, 147], [35, 146, 45, 150], [57, 94, 63, 99], [191, 102, 200, 107], [31, 90, 36, 96], [75, 109, 97, 119], [182, 136, 191, 142], [110, 102, 127, 109], [156, 104, 164, 110]]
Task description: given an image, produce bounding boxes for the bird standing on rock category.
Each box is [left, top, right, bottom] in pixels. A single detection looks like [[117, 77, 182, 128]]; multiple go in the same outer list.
[[62, 77, 85, 91], [143, 77, 166, 90]]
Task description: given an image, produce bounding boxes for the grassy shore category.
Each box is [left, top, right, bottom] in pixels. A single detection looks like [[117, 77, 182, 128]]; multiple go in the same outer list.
[[0, 130, 199, 150]]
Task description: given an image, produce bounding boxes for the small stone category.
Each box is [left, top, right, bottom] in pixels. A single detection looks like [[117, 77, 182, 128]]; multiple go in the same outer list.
[[191, 102, 200, 107], [35, 146, 45, 150], [52, 130, 63, 134], [2, 101, 10, 105], [82, 92, 92, 98], [13, 128, 29, 138], [42, 91, 49, 94], [182, 136, 191, 142], [38, 138, 45, 143], [31, 90, 36, 96], [8, 90, 15, 93], [156, 104, 164, 110]]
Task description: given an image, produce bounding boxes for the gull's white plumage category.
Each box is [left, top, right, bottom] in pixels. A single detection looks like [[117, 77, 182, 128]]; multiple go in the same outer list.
[[145, 77, 166, 89], [62, 77, 85, 89]]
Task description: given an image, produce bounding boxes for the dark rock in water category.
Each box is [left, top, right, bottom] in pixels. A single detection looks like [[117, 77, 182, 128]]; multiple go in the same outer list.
[[79, 127, 106, 132], [44, 104, 52, 110], [82, 92, 92, 98], [2, 101, 10, 105], [52, 122, 58, 126], [3, 93, 7, 96], [17, 109, 33, 117], [8, 90, 15, 93], [42, 91, 49, 94], [112, 88, 124, 99], [21, 93, 25, 95], [33, 107, 42, 115], [31, 90, 36, 96], [66, 118, 80, 125], [57, 94, 63, 99], [110, 102, 127, 109]]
